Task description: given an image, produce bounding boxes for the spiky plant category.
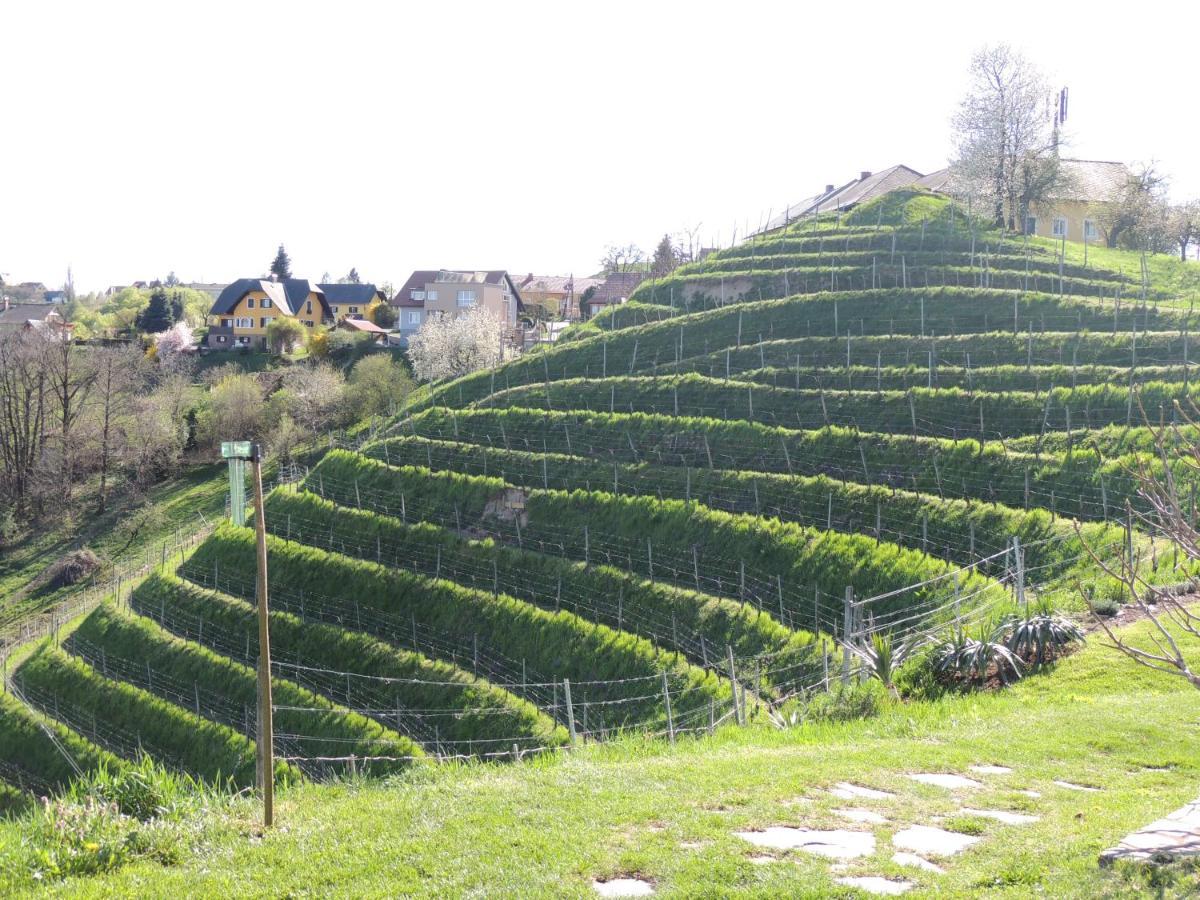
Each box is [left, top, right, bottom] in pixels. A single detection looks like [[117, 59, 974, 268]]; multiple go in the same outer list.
[[1003, 603, 1085, 669], [850, 632, 913, 698]]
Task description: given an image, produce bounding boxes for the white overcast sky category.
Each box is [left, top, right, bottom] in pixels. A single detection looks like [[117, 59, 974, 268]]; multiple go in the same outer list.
[[3, 0, 1196, 293]]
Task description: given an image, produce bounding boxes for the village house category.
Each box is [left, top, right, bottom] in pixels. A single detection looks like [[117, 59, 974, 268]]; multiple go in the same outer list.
[[582, 272, 645, 319], [514, 274, 603, 320], [756, 165, 927, 235], [319, 283, 388, 322], [1024, 159, 1130, 244], [390, 270, 524, 347], [0, 299, 73, 338], [205, 278, 332, 350]]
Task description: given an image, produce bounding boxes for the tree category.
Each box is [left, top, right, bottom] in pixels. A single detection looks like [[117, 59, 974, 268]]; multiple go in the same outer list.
[[135, 288, 176, 334], [580, 285, 598, 319], [271, 363, 347, 432], [270, 244, 292, 280], [1097, 164, 1169, 249], [348, 354, 413, 419], [0, 331, 48, 515], [1168, 200, 1200, 261], [155, 321, 195, 357], [40, 330, 96, 501], [164, 271, 181, 287], [204, 373, 265, 444], [340, 268, 362, 284], [650, 234, 678, 278], [600, 243, 644, 275], [91, 344, 147, 511], [407, 307, 503, 381], [369, 300, 396, 329], [266, 316, 306, 355], [951, 44, 1061, 230]]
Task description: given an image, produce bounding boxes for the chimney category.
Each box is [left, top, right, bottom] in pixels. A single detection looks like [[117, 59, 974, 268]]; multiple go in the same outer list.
[[860, 171, 872, 181], [824, 184, 835, 194]]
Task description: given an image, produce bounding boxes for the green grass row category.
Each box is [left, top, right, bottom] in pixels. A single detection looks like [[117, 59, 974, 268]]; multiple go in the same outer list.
[[66, 604, 420, 776], [359, 434, 1177, 603], [393, 406, 1186, 524], [303, 451, 1006, 629], [186, 525, 730, 730], [262, 486, 826, 694], [14, 645, 276, 788], [424, 289, 1190, 411], [133, 571, 565, 753]]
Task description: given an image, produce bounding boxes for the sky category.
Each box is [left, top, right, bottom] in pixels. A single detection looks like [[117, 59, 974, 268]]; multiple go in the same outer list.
[[3, 0, 1197, 294]]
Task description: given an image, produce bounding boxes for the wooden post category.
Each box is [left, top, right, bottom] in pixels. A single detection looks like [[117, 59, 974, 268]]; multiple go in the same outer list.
[[1013, 536, 1026, 613], [726, 644, 743, 725], [563, 678, 578, 745], [662, 671, 675, 745], [251, 446, 274, 829], [841, 586, 853, 687]]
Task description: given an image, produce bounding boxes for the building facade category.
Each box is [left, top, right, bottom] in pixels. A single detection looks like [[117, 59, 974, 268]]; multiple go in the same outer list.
[[390, 270, 524, 347], [206, 278, 332, 349]]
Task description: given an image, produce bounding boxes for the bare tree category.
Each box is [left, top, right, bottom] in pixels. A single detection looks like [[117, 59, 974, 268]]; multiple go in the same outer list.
[[408, 307, 503, 382], [92, 344, 148, 511], [39, 330, 96, 502], [600, 243, 645, 275], [674, 223, 704, 265], [1078, 404, 1200, 690], [0, 331, 48, 515], [951, 44, 1061, 230]]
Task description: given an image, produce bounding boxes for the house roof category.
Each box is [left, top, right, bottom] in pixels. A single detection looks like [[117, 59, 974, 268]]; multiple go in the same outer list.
[[318, 283, 386, 306], [1053, 159, 1130, 203], [759, 165, 927, 233], [210, 278, 327, 317], [336, 317, 389, 335], [914, 168, 957, 192], [0, 304, 64, 327], [516, 274, 603, 295], [391, 269, 525, 310], [591, 272, 645, 304]]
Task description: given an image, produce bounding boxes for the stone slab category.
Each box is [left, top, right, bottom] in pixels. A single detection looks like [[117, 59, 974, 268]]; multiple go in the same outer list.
[[835, 808, 890, 825], [1100, 798, 1200, 865], [892, 825, 981, 857], [891, 852, 945, 874], [594, 878, 654, 897], [969, 765, 1013, 775], [1053, 780, 1101, 792], [830, 782, 895, 800], [734, 827, 876, 858]]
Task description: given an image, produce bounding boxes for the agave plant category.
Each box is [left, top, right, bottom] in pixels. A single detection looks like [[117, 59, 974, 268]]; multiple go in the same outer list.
[[933, 620, 1024, 685], [849, 632, 914, 698], [1003, 604, 1085, 669]]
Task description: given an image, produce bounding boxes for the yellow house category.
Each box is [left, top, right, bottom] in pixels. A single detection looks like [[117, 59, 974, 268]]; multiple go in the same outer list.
[[1025, 159, 1129, 245], [206, 278, 333, 350]]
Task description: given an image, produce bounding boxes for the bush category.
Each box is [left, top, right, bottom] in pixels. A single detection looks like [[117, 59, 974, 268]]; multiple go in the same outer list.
[[266, 317, 306, 355]]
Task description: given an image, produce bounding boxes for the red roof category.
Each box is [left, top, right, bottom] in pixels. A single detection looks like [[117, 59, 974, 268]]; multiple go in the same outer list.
[[337, 318, 388, 335]]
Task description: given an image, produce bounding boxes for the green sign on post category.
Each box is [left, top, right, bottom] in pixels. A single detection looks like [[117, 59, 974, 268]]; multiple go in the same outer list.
[[221, 442, 254, 526]]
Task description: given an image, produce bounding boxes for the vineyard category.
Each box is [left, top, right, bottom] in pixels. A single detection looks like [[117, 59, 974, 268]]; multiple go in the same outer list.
[[3, 187, 1198, 812]]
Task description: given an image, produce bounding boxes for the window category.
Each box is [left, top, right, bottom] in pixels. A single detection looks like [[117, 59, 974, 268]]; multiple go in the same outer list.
[[348, 306, 359, 314], [247, 297, 255, 309], [411, 290, 425, 301], [260, 317, 269, 329], [1052, 217, 1068, 238], [217, 335, 227, 343], [1084, 219, 1098, 240], [261, 298, 272, 309], [303, 320, 313, 327], [306, 301, 312, 314], [406, 311, 421, 325], [457, 289, 476, 307], [1023, 216, 1037, 235], [221, 318, 231, 328], [427, 290, 438, 302], [235, 317, 253, 328]]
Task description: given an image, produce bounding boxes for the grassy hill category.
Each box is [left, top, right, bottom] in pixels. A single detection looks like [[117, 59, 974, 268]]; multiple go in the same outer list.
[[2, 188, 1199, 894]]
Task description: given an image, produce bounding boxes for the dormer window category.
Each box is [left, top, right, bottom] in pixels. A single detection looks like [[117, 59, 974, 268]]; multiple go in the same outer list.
[[411, 290, 425, 301]]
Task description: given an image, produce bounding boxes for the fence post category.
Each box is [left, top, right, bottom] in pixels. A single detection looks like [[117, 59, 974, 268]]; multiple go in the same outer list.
[[841, 586, 854, 687], [563, 678, 578, 746], [1013, 536, 1026, 613], [662, 671, 675, 745], [726, 644, 743, 725]]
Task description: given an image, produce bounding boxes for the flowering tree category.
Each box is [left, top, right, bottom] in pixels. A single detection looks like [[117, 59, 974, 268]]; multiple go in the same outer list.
[[155, 321, 195, 356], [407, 307, 503, 382]]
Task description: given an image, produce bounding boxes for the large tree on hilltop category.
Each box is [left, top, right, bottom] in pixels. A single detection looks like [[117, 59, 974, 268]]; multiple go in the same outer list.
[[270, 244, 292, 280]]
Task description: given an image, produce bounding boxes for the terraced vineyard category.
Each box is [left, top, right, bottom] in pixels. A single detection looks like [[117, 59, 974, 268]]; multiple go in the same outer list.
[[2, 188, 1197, 809]]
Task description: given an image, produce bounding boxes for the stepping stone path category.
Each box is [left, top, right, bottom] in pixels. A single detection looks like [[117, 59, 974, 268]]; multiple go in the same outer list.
[[909, 773, 983, 790], [835, 876, 914, 896], [829, 782, 895, 801], [892, 825, 981, 857], [834, 808, 890, 825], [891, 852, 945, 874], [1053, 780, 1101, 792], [961, 808, 1040, 825], [1018, 790, 1041, 798], [1100, 797, 1200, 865], [969, 765, 1013, 775], [734, 827, 876, 858], [593, 878, 654, 897]]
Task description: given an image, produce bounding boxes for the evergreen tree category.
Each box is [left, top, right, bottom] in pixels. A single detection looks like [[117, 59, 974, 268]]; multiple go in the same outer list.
[[344, 267, 361, 284], [270, 244, 292, 280], [651, 234, 677, 277], [169, 292, 185, 324], [136, 288, 175, 333]]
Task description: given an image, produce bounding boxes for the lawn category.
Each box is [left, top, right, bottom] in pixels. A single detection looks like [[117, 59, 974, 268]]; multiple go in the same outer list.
[[1027, 235, 1200, 307], [25, 614, 1200, 898]]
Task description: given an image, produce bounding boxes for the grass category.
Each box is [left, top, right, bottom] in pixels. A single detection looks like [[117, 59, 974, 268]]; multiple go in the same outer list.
[[14, 613, 1199, 898]]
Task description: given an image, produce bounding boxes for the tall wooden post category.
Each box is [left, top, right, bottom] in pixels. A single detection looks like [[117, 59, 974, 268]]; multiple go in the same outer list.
[[252, 446, 274, 828]]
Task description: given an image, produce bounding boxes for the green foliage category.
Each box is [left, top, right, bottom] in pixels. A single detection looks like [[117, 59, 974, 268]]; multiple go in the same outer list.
[[270, 244, 292, 280], [187, 524, 730, 728], [133, 570, 565, 750], [348, 354, 413, 420], [134, 288, 176, 334], [266, 316, 306, 355], [1001, 604, 1085, 669]]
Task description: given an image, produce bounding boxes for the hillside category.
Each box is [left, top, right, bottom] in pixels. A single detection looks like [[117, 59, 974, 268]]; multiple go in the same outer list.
[[3, 188, 1200, 894]]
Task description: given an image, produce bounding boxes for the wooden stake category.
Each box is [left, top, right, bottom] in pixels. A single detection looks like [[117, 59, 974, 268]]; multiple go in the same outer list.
[[251, 447, 274, 829]]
